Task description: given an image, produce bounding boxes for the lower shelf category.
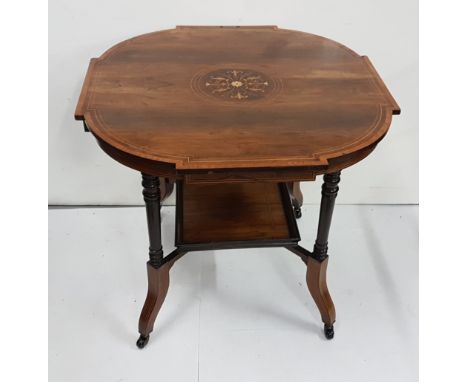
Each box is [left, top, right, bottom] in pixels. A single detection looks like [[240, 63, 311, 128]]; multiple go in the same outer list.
[[175, 181, 300, 250]]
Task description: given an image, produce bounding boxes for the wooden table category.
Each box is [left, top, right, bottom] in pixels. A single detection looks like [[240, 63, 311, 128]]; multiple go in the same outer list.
[[75, 26, 400, 349]]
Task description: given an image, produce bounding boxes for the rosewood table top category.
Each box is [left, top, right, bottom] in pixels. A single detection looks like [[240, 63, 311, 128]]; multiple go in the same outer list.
[[75, 26, 400, 348], [75, 26, 399, 180]]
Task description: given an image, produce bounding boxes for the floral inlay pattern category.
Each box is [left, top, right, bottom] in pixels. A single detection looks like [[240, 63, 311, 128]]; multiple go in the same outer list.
[[199, 69, 273, 101]]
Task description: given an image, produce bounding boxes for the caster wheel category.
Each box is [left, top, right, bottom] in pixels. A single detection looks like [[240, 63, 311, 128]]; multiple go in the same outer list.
[[294, 207, 302, 219], [136, 334, 149, 349], [324, 324, 334, 340]]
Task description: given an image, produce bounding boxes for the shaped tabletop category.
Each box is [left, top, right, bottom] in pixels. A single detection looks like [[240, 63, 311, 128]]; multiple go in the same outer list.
[[75, 26, 399, 172]]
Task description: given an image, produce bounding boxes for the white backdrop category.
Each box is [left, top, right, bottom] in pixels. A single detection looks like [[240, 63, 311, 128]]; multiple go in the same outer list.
[[49, 0, 418, 205]]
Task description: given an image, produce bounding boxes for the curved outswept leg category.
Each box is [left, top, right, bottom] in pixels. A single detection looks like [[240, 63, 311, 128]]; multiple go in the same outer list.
[[306, 257, 336, 339], [307, 172, 340, 339], [287, 182, 304, 218], [136, 248, 187, 348], [137, 262, 171, 348]]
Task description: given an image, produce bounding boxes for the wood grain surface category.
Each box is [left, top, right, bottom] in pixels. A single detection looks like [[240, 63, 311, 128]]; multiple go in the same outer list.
[[75, 26, 399, 177], [180, 182, 296, 244]]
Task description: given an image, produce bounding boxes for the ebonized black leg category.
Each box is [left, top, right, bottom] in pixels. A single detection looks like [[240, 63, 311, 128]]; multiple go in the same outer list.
[[306, 171, 340, 339], [313, 172, 340, 261], [142, 174, 163, 268], [137, 173, 166, 348]]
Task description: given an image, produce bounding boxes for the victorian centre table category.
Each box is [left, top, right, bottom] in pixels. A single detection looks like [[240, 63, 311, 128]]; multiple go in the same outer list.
[[74, 26, 400, 349]]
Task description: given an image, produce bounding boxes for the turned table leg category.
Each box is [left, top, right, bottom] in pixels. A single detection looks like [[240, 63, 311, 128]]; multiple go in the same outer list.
[[137, 174, 169, 349], [306, 171, 340, 339]]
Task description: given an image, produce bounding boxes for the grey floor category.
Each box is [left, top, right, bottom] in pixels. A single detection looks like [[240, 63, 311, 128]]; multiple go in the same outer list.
[[49, 205, 418, 382]]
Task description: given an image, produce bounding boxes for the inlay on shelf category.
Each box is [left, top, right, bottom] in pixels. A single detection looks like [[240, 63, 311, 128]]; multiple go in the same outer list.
[[74, 25, 400, 349]]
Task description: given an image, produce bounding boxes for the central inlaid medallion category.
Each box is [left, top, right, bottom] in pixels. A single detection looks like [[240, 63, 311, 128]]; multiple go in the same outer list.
[[193, 69, 278, 101]]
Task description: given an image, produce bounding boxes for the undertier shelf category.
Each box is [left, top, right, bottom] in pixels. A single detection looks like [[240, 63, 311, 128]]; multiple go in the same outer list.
[[176, 182, 300, 250]]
